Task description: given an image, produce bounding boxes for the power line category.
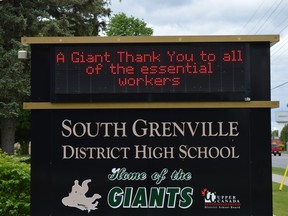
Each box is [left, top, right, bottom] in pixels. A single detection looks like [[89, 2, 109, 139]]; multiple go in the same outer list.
[[245, 0, 276, 33], [238, 0, 265, 34], [237, 1, 288, 93], [271, 81, 288, 90], [255, 0, 284, 33], [270, 1, 288, 33]]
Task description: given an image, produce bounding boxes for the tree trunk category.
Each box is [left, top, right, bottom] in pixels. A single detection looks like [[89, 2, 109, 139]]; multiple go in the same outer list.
[[1, 118, 16, 155]]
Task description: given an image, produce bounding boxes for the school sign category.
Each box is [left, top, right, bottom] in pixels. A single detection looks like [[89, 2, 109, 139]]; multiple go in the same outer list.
[[23, 35, 279, 216]]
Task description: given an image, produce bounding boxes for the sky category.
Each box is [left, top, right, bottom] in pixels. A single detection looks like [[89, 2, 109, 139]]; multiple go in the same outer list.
[[109, 0, 288, 132]]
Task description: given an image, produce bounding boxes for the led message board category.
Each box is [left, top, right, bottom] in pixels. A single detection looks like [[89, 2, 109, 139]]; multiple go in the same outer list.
[[52, 43, 249, 101]]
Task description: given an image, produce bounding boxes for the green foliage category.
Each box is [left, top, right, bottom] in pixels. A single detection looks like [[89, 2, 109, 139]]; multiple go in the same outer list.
[[106, 12, 153, 36], [41, 0, 111, 36], [271, 130, 279, 138], [0, 41, 29, 119], [0, 0, 35, 122], [0, 149, 30, 216], [280, 124, 288, 146]]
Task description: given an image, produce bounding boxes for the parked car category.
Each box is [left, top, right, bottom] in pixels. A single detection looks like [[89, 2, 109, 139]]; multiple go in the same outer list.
[[271, 144, 282, 156]]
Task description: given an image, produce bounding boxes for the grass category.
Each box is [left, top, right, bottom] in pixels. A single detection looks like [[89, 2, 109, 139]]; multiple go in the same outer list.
[[273, 182, 288, 216], [272, 167, 288, 216], [272, 167, 286, 176]]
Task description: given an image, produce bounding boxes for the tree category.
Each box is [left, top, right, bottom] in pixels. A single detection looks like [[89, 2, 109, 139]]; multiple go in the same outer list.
[[106, 12, 153, 36], [40, 0, 111, 36], [280, 124, 288, 150], [0, 40, 29, 155], [271, 130, 279, 138], [0, 0, 111, 154]]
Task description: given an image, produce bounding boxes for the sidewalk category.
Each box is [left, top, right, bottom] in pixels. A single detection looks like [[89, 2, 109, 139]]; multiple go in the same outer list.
[[272, 174, 288, 186]]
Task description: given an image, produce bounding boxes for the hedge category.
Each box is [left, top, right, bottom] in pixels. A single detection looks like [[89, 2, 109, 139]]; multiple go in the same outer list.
[[0, 149, 30, 216]]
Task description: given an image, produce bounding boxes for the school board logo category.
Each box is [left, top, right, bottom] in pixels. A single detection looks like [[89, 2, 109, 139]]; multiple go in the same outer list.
[[62, 179, 101, 213], [201, 188, 216, 203], [201, 188, 241, 209]]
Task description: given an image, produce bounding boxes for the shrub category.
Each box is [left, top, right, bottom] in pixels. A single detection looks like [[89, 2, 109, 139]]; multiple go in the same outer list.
[[0, 149, 30, 216]]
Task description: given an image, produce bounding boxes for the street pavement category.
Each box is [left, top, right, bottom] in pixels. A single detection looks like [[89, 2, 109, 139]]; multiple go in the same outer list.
[[272, 153, 288, 186], [272, 153, 288, 169], [272, 174, 288, 186]]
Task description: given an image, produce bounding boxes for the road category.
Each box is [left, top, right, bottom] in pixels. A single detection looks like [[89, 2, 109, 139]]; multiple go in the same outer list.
[[272, 153, 288, 169]]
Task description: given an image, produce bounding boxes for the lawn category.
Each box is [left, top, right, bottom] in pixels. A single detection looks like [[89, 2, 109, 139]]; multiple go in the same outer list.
[[272, 167, 287, 176], [273, 182, 288, 216], [272, 167, 288, 216]]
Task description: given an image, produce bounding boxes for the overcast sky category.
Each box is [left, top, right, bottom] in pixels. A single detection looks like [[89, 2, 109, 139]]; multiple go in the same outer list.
[[109, 0, 288, 130]]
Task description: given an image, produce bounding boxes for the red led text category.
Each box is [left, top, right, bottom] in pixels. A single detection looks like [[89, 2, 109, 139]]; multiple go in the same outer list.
[[55, 48, 244, 89]]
